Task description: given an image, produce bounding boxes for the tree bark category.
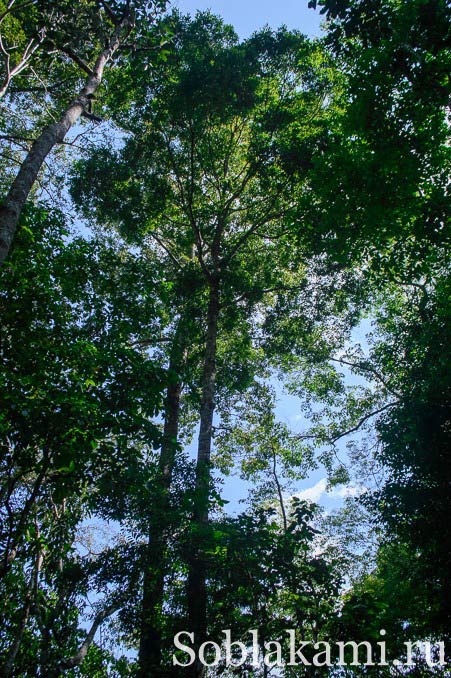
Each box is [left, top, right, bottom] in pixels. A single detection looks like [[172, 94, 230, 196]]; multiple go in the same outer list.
[[2, 589, 32, 676], [186, 282, 220, 678], [0, 452, 50, 580], [272, 447, 288, 532], [0, 10, 134, 266], [1, 525, 44, 677], [138, 368, 182, 677], [59, 602, 119, 673]]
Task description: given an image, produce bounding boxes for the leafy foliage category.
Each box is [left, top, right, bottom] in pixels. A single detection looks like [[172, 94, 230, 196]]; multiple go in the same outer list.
[[0, 1, 449, 675]]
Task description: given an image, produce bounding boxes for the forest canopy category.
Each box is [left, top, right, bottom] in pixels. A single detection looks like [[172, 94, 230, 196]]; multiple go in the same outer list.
[[0, 0, 449, 676]]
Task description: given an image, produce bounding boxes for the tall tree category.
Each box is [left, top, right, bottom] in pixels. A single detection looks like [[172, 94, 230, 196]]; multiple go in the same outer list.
[[367, 275, 451, 639], [306, 0, 450, 273], [0, 0, 168, 266], [305, 0, 451, 649], [71, 11, 338, 675], [0, 205, 169, 674]]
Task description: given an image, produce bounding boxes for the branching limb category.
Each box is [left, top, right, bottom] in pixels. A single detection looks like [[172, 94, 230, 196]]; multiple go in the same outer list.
[[58, 45, 93, 76], [0, 31, 45, 99], [296, 402, 398, 447], [0, 0, 37, 26], [330, 356, 402, 398], [328, 403, 398, 445], [61, 602, 120, 669]]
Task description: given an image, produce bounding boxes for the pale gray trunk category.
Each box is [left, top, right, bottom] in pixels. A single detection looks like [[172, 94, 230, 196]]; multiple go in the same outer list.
[[0, 13, 133, 266], [56, 602, 119, 675]]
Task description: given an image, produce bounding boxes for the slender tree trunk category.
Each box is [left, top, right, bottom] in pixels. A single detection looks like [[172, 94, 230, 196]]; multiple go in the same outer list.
[[0, 454, 49, 580], [57, 602, 119, 675], [187, 282, 220, 678], [138, 370, 182, 677], [2, 524, 44, 677], [0, 11, 134, 266], [2, 590, 32, 676], [272, 447, 288, 532]]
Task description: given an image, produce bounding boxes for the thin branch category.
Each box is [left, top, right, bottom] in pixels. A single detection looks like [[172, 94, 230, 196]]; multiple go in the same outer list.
[[61, 602, 120, 669], [59, 45, 93, 76], [0, 27, 45, 99], [148, 231, 183, 270], [0, 0, 36, 25], [223, 207, 286, 265], [0, 452, 50, 579], [271, 446, 288, 532], [296, 402, 398, 446], [98, 0, 119, 24], [330, 357, 402, 398], [329, 403, 398, 445], [0, 133, 34, 143]]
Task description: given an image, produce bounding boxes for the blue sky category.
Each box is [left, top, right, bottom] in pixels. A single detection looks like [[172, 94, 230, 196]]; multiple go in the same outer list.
[[172, 0, 322, 38]]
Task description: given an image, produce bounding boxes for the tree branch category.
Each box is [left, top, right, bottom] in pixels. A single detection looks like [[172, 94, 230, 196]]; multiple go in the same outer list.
[[330, 357, 402, 398], [296, 402, 398, 447], [61, 602, 120, 669], [98, 0, 120, 24], [0, 0, 37, 25], [329, 403, 398, 445], [59, 45, 93, 76]]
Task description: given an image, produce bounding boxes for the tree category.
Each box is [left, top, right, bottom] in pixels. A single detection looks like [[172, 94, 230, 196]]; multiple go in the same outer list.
[[0, 0, 168, 266], [4, 1, 449, 672], [70, 11, 339, 675], [205, 500, 345, 677], [300, 0, 451, 652], [305, 0, 450, 274], [365, 275, 451, 640], [0, 206, 169, 673]]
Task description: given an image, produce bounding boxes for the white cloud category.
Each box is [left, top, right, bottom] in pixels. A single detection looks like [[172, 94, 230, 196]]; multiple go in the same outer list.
[[294, 478, 328, 503], [291, 479, 365, 505]]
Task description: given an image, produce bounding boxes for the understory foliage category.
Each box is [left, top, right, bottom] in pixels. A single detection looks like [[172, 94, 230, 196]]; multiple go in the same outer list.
[[0, 1, 449, 676]]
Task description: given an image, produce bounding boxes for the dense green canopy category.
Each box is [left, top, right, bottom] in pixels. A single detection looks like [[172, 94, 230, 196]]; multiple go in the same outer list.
[[0, 1, 449, 676]]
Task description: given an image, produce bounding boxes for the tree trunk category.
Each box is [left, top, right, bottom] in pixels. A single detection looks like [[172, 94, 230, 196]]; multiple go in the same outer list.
[[2, 591, 32, 676], [187, 283, 220, 678], [2, 526, 44, 677], [0, 454, 50, 580], [58, 602, 119, 674], [0, 11, 134, 266], [138, 369, 182, 677]]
